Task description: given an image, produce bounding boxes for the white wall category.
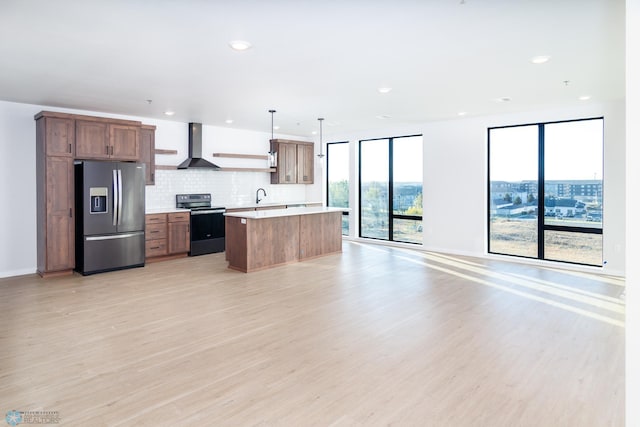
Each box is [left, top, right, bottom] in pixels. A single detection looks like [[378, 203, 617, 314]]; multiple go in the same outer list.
[[329, 100, 626, 276], [626, 0, 639, 424], [0, 101, 319, 278], [0, 102, 39, 277]]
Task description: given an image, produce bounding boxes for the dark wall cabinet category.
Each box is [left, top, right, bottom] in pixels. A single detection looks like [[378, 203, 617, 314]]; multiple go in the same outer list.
[[270, 139, 314, 184], [76, 120, 140, 161], [140, 125, 156, 185]]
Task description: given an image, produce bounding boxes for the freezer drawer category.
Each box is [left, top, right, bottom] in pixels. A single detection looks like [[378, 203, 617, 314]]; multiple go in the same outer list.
[[77, 231, 145, 275]]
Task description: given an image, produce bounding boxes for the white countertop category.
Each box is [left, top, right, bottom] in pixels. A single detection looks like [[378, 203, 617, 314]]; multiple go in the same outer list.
[[145, 207, 190, 214], [224, 206, 346, 219], [225, 200, 322, 210], [146, 201, 323, 214]]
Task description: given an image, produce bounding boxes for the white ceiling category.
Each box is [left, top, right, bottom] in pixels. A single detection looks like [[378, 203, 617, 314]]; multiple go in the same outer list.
[[0, 0, 625, 137]]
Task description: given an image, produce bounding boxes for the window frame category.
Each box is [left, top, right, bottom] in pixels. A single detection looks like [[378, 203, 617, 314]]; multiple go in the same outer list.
[[359, 134, 423, 244], [487, 117, 604, 266], [326, 141, 350, 236]]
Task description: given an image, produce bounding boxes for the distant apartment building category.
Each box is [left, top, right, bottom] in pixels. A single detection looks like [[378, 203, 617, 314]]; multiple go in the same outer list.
[[490, 180, 602, 201]]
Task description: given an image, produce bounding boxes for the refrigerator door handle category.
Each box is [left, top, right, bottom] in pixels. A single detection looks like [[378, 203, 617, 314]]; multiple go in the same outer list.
[[86, 231, 145, 241], [117, 169, 123, 226], [112, 169, 118, 226]]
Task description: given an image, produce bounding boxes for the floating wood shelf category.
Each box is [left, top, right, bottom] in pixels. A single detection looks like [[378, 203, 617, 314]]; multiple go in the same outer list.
[[213, 152, 269, 160], [155, 149, 178, 155], [156, 165, 178, 170]]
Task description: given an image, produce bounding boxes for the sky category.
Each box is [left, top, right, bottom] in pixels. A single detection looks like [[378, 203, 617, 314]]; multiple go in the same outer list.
[[490, 118, 603, 182]]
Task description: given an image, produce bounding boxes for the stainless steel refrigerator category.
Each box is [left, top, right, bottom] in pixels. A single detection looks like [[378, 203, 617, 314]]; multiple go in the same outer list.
[[75, 160, 146, 275]]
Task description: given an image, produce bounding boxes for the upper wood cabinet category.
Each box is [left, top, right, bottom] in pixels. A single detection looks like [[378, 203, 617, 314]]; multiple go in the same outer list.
[[110, 124, 140, 161], [44, 116, 75, 157], [75, 120, 109, 159], [297, 143, 314, 184], [270, 139, 314, 184], [140, 125, 156, 185], [76, 119, 140, 161]]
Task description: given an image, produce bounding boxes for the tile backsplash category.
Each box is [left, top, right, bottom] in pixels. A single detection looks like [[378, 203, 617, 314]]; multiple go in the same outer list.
[[145, 169, 308, 209]]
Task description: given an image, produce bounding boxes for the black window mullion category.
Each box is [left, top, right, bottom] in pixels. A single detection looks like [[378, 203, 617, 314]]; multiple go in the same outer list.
[[388, 138, 394, 241], [538, 124, 545, 260], [358, 140, 363, 239]]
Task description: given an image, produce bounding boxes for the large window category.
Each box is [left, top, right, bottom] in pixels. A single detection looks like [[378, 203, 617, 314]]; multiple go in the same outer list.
[[359, 135, 423, 244], [488, 118, 603, 266], [326, 142, 349, 235]]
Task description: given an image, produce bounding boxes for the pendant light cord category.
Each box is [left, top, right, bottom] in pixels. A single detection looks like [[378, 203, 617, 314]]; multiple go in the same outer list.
[[317, 117, 325, 158]]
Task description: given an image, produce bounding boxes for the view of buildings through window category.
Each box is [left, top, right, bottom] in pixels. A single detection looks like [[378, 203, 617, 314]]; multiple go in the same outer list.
[[326, 142, 349, 235], [488, 118, 603, 266], [360, 135, 423, 244]]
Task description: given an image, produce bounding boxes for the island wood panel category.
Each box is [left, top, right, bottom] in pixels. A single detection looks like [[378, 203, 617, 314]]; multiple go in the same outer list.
[[299, 211, 342, 260], [225, 216, 248, 271], [226, 215, 301, 272]]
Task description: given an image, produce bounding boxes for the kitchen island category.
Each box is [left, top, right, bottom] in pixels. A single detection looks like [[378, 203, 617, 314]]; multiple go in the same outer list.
[[224, 207, 345, 272]]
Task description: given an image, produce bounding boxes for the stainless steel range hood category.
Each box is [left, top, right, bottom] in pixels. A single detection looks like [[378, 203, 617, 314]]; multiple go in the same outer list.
[[177, 123, 221, 169]]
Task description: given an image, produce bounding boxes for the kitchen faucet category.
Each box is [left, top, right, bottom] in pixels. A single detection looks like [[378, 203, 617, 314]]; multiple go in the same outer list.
[[256, 188, 267, 204]]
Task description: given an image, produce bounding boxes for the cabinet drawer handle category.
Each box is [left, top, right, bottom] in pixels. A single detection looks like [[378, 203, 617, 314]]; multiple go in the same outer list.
[[105, 145, 109, 155], [68, 143, 72, 153], [150, 246, 160, 250], [69, 208, 72, 218], [150, 230, 159, 234]]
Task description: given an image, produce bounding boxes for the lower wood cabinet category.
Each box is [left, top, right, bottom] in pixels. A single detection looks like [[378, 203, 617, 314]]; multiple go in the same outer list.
[[145, 212, 190, 261], [167, 212, 190, 254], [38, 156, 75, 275]]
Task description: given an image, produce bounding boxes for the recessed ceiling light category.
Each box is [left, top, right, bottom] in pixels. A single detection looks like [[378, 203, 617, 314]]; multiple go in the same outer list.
[[229, 40, 252, 51], [164, 111, 175, 116], [311, 131, 318, 135], [273, 125, 280, 130], [530, 55, 551, 64], [376, 115, 392, 119], [378, 87, 392, 94], [458, 111, 468, 116], [579, 95, 592, 101], [495, 97, 511, 103], [225, 119, 234, 124]]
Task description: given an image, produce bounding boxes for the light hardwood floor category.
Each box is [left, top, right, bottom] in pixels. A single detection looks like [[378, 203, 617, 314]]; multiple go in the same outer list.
[[0, 242, 625, 426]]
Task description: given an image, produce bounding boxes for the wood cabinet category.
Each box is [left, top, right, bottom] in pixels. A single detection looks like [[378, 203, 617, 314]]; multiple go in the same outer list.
[[145, 212, 190, 261], [270, 139, 314, 184], [35, 113, 76, 276], [75, 119, 140, 161], [140, 125, 156, 185], [44, 116, 75, 156], [145, 214, 168, 258], [297, 143, 314, 184], [35, 110, 153, 276], [167, 212, 190, 254]]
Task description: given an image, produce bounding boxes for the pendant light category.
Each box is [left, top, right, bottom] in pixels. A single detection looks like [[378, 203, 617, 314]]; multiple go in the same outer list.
[[268, 109, 277, 167], [317, 117, 325, 159]]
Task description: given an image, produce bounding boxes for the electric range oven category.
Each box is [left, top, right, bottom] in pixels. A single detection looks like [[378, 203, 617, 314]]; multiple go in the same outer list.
[[176, 193, 225, 256]]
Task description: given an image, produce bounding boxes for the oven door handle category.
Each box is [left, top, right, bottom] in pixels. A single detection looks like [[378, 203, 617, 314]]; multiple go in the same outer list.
[[190, 209, 226, 215]]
